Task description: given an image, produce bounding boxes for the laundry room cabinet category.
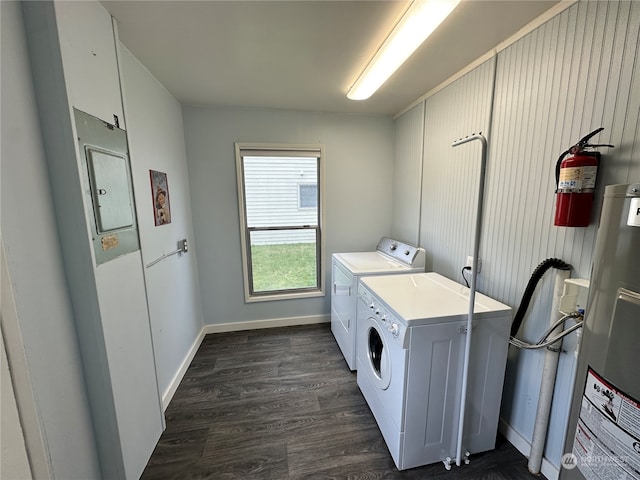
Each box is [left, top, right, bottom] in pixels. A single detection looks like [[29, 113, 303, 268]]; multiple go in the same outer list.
[[403, 314, 512, 464], [43, 0, 125, 127], [22, 2, 163, 479]]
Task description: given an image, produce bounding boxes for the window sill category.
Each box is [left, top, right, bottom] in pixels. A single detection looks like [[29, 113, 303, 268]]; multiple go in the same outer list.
[[244, 288, 325, 303]]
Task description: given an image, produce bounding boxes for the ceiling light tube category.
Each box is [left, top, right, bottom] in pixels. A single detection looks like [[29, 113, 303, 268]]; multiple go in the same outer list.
[[347, 0, 461, 101]]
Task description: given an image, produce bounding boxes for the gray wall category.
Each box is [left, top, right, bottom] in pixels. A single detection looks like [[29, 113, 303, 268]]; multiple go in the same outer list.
[[490, 1, 639, 467], [119, 44, 204, 406], [393, 0, 640, 472], [420, 58, 496, 274], [0, 2, 100, 477], [183, 106, 394, 325], [392, 103, 424, 247]]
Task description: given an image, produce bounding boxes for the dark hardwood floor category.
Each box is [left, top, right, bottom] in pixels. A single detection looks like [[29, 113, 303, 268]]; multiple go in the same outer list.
[[142, 324, 545, 480]]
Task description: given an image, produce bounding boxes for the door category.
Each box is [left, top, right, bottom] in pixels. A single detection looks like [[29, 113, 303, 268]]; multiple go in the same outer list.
[[403, 321, 466, 469], [362, 316, 391, 390]]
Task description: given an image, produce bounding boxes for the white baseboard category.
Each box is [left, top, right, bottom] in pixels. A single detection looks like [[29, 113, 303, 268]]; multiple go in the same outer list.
[[203, 314, 330, 334], [161, 329, 205, 411], [161, 314, 329, 410], [499, 418, 560, 480]]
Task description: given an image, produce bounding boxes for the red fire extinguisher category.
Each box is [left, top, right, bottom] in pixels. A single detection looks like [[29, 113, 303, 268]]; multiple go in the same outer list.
[[554, 127, 614, 227]]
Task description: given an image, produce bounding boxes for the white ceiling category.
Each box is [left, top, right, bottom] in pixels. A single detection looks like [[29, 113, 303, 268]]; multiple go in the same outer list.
[[101, 0, 560, 116]]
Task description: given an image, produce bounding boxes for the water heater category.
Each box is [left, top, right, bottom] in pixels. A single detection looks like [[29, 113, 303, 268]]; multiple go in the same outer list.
[[561, 183, 640, 480]]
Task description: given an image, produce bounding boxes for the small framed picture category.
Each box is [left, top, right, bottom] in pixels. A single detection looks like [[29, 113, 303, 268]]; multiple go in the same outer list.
[[150, 170, 171, 226]]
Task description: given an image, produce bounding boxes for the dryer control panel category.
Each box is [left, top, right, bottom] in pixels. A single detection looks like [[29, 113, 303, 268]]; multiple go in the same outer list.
[[376, 237, 426, 269]]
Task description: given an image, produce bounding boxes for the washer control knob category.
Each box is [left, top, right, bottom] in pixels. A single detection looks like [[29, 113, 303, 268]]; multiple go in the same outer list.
[[390, 243, 397, 251], [375, 309, 380, 315], [381, 315, 387, 323], [388, 323, 399, 337], [369, 303, 375, 309]]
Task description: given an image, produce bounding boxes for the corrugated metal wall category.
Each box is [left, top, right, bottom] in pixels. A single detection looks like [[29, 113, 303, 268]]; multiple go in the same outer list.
[[394, 0, 640, 472]]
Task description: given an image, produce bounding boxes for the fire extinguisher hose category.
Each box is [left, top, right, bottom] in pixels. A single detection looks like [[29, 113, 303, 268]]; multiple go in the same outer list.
[[510, 258, 572, 337], [554, 149, 571, 192]]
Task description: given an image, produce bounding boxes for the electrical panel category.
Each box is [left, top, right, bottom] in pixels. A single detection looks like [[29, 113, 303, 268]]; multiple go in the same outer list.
[[86, 146, 135, 233], [75, 108, 140, 264]]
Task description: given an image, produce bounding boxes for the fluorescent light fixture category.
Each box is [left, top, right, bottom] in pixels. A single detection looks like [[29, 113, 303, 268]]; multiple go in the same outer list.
[[347, 0, 461, 100]]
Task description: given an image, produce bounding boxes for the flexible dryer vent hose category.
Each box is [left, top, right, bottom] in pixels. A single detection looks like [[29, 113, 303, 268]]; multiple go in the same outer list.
[[510, 258, 572, 337]]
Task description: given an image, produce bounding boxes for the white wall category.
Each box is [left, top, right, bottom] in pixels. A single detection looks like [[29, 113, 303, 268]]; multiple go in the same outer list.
[[420, 58, 496, 276], [392, 103, 424, 247], [3, 2, 202, 474], [183, 106, 394, 325], [119, 44, 204, 405], [393, 0, 640, 476], [1, 251, 33, 480], [0, 2, 100, 477], [489, 2, 639, 471], [21, 2, 166, 476]]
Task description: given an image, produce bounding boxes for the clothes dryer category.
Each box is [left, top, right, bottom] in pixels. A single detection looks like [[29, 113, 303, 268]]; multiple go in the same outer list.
[[331, 237, 425, 370], [356, 272, 512, 470]]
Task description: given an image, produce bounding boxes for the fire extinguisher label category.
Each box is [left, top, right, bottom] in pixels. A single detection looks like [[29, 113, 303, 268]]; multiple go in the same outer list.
[[558, 166, 598, 191]]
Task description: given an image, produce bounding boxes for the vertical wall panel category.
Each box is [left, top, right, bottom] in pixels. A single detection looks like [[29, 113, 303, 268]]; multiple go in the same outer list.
[[486, 3, 640, 471], [392, 103, 424, 246], [419, 57, 496, 276], [405, 0, 640, 473], [120, 45, 204, 410]]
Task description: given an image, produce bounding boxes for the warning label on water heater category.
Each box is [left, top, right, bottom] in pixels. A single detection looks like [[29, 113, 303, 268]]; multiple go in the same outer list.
[[628, 198, 640, 227], [570, 368, 640, 479]]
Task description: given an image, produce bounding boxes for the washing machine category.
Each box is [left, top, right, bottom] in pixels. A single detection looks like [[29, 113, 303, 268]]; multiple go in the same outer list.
[[356, 272, 512, 470], [331, 237, 425, 370]]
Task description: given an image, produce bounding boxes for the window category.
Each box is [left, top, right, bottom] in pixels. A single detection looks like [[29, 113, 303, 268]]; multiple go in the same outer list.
[[235, 143, 324, 302], [298, 184, 317, 209]]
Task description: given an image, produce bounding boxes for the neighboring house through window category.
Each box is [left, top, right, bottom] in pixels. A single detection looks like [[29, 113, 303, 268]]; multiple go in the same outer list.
[[298, 183, 317, 209], [235, 143, 324, 302]]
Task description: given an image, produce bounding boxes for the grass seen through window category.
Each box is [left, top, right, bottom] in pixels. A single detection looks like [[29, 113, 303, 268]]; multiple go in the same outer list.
[[251, 242, 317, 292]]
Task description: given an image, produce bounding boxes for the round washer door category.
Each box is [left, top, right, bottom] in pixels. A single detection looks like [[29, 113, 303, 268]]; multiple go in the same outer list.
[[367, 321, 391, 390]]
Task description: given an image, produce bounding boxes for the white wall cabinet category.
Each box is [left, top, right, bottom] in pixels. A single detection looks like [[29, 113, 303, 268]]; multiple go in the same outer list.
[[22, 1, 163, 478], [54, 0, 124, 127]]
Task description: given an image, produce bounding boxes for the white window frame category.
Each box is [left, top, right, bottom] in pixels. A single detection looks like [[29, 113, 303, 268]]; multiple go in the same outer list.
[[235, 142, 325, 303]]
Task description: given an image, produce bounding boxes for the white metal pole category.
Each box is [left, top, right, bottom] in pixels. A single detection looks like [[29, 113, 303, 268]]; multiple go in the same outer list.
[[451, 133, 488, 467]]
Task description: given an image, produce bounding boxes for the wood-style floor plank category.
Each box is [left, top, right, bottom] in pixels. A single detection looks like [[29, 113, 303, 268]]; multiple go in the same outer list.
[[142, 324, 545, 480]]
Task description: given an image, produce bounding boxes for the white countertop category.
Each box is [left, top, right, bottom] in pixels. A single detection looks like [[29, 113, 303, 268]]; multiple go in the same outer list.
[[360, 272, 512, 323], [333, 252, 421, 275]]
